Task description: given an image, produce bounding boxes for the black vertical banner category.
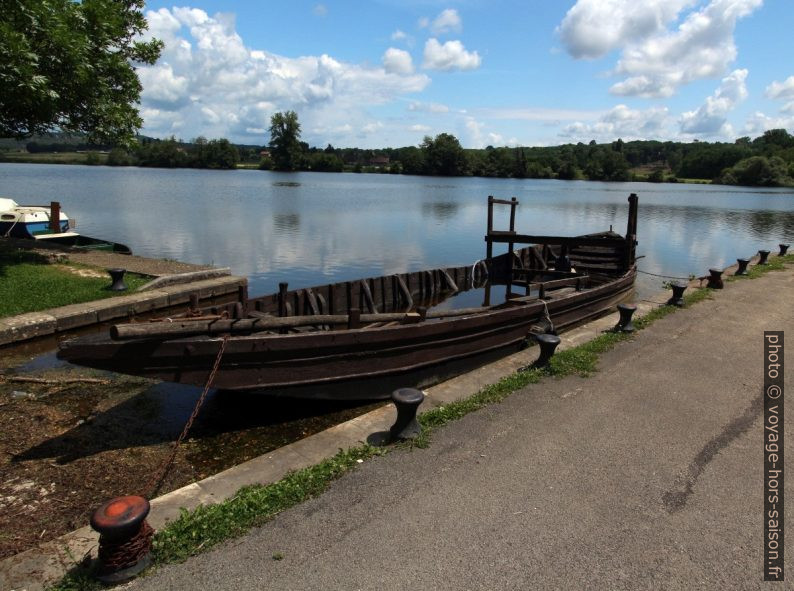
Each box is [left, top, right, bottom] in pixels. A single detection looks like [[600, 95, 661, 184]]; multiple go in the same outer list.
[[764, 331, 784, 581]]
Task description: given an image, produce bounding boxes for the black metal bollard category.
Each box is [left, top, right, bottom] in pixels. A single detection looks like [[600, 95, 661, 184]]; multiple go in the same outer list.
[[667, 282, 687, 307], [534, 333, 561, 367], [735, 258, 750, 276], [706, 268, 723, 289], [780, 244, 790, 256], [616, 303, 637, 333], [758, 250, 771, 265], [389, 388, 424, 441], [107, 268, 127, 291], [90, 496, 153, 583]]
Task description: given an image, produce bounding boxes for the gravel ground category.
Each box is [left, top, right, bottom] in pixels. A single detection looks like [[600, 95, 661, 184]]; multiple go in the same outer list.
[[5, 237, 214, 277]]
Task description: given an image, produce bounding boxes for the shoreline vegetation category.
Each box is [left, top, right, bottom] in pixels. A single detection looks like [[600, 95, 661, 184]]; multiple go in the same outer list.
[[0, 244, 148, 318], [2, 126, 794, 188]]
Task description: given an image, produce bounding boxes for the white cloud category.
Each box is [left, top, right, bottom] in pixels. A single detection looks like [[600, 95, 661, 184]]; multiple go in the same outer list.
[[408, 101, 450, 113], [430, 9, 462, 35], [679, 69, 748, 136], [766, 76, 794, 100], [560, 104, 671, 142], [742, 111, 794, 136], [139, 64, 190, 108], [312, 4, 327, 17], [558, 0, 693, 60], [423, 38, 481, 71], [558, 0, 762, 98], [382, 48, 414, 74], [361, 121, 384, 134], [464, 117, 485, 147], [417, 16, 430, 29], [614, 0, 761, 98], [462, 118, 515, 148], [391, 29, 407, 41], [139, 8, 430, 144], [410, 124, 431, 132]]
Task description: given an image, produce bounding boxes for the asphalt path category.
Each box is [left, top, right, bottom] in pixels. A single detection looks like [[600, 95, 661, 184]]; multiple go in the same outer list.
[[127, 266, 793, 590]]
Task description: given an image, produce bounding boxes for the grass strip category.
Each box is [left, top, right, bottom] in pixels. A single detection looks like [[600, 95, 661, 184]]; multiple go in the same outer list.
[[48, 255, 791, 590], [726, 252, 793, 281], [0, 246, 148, 317]]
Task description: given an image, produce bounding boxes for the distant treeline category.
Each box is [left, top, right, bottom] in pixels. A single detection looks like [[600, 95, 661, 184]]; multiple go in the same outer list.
[[107, 136, 241, 169], [261, 129, 794, 187], [10, 129, 794, 187]]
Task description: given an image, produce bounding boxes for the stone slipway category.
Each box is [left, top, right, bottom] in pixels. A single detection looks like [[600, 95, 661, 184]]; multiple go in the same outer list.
[[0, 240, 246, 346]]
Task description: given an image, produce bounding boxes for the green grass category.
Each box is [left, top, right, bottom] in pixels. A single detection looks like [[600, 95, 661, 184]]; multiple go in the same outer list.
[[0, 151, 107, 165], [0, 246, 148, 317], [726, 252, 794, 282], [47, 257, 792, 590]]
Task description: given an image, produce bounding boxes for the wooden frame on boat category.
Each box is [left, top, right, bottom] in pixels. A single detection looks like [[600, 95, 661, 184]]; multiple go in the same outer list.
[[57, 194, 639, 400]]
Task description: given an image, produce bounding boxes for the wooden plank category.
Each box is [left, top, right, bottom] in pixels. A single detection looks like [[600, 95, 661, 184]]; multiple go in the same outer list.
[[395, 274, 412, 310], [441, 268, 458, 292], [110, 305, 493, 340], [487, 233, 626, 248]]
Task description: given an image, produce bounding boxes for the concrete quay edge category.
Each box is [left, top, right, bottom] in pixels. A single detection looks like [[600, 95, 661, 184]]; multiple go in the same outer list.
[[0, 276, 247, 347]]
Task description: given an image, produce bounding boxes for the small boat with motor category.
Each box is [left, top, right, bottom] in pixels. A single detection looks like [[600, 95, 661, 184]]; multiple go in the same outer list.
[[0, 197, 132, 254], [57, 194, 639, 400]]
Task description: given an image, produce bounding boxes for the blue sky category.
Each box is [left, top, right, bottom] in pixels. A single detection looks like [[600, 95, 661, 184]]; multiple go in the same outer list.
[[138, 0, 794, 149]]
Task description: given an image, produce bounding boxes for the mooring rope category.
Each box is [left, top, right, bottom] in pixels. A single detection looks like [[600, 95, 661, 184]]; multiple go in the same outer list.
[[2, 217, 21, 237], [637, 268, 693, 280], [142, 334, 230, 498], [470, 259, 489, 289], [540, 298, 555, 334]]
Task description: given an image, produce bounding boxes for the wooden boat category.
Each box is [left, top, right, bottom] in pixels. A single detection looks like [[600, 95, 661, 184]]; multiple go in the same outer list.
[[0, 198, 132, 254], [58, 194, 639, 400]]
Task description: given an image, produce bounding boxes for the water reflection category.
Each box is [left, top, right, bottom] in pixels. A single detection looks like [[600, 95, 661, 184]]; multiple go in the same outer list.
[[0, 163, 791, 300], [421, 201, 459, 221], [273, 213, 300, 233]]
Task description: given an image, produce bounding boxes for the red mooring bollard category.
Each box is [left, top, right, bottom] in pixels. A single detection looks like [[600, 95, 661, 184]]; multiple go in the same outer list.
[[90, 495, 153, 583]]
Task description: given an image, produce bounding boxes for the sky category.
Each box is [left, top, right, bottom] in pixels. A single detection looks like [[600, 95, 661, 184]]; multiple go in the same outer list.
[[137, 0, 794, 149]]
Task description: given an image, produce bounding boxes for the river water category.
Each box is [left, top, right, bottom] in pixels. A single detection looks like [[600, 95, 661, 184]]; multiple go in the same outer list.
[[2, 162, 793, 501], [2, 163, 793, 300]]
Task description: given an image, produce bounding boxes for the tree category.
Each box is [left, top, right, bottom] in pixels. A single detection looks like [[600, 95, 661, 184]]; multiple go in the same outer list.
[[268, 111, 303, 171], [420, 133, 468, 176], [717, 156, 792, 187], [0, 0, 162, 147]]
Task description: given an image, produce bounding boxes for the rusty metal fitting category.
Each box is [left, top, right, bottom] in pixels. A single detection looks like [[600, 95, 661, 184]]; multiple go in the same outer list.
[[616, 303, 637, 333], [107, 268, 127, 291], [758, 250, 771, 265], [735, 258, 750, 276], [780, 244, 790, 256], [667, 282, 686, 307], [90, 495, 153, 583], [389, 388, 424, 441], [706, 268, 723, 289]]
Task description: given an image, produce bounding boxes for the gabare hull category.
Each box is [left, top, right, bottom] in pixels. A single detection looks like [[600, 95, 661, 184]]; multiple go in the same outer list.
[[59, 270, 635, 399]]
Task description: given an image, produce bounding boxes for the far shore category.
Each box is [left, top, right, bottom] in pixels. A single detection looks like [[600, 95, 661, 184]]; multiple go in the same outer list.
[[0, 151, 718, 185]]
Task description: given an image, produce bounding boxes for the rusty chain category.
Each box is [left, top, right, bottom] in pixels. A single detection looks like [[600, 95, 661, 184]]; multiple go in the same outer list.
[[142, 335, 230, 498], [98, 521, 154, 572]]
